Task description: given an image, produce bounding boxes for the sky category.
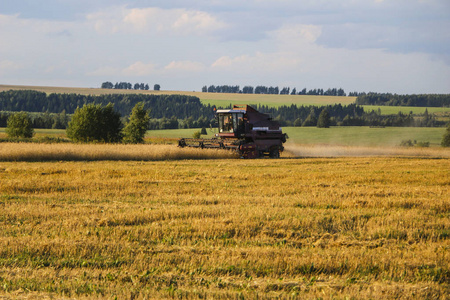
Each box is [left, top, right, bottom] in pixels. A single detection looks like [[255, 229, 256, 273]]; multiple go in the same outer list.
[[0, 0, 449, 94]]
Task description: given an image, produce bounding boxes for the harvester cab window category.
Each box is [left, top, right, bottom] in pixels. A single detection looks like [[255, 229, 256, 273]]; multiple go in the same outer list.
[[219, 113, 244, 133], [234, 113, 244, 133], [219, 114, 233, 133]]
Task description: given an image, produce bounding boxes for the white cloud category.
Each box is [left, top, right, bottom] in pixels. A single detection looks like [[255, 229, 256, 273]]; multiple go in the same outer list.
[[211, 55, 249, 69], [0, 60, 23, 74], [164, 61, 205, 72], [210, 24, 320, 73], [171, 10, 226, 35], [268, 24, 322, 45], [122, 61, 157, 76], [87, 6, 227, 36], [86, 66, 121, 77], [211, 51, 303, 75]]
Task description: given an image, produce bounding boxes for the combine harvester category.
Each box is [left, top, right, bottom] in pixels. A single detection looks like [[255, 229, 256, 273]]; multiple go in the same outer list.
[[178, 105, 288, 158]]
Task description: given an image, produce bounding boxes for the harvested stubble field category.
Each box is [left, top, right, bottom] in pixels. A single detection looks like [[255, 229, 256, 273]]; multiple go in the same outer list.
[[0, 145, 449, 299]]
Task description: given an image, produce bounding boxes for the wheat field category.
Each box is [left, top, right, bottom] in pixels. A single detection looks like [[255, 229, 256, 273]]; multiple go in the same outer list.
[[0, 143, 238, 162], [0, 150, 449, 299]]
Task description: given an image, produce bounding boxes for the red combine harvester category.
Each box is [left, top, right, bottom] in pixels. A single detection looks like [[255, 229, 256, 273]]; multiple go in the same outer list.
[[178, 105, 288, 158]]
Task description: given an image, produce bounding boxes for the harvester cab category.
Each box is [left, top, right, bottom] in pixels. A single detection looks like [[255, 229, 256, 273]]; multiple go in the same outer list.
[[216, 106, 246, 137], [178, 105, 287, 159]]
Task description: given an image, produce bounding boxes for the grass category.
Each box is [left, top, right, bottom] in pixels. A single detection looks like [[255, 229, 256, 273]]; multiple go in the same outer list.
[[146, 126, 448, 147], [283, 126, 447, 147], [363, 105, 450, 115], [1, 126, 447, 148], [0, 157, 449, 298]]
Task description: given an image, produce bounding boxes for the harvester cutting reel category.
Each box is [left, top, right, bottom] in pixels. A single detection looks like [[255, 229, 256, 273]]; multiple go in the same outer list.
[[178, 138, 237, 150], [178, 138, 283, 159]]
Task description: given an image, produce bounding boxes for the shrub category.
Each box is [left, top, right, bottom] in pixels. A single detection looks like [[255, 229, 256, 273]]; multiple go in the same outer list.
[[193, 131, 201, 139], [400, 139, 414, 147], [416, 141, 430, 147], [6, 112, 34, 138], [66, 103, 123, 143], [442, 123, 450, 147]]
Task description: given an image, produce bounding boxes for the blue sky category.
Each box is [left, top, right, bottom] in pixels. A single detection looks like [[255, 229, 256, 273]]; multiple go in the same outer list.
[[0, 0, 449, 93]]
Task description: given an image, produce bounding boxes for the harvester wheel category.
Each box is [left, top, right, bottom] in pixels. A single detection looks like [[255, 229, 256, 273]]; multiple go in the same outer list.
[[269, 148, 280, 158], [178, 139, 186, 148]]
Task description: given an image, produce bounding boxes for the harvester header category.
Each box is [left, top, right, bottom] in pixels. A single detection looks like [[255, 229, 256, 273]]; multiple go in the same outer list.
[[178, 105, 287, 158]]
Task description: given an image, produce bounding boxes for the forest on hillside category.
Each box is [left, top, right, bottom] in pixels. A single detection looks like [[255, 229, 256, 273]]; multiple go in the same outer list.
[[355, 93, 450, 107], [0, 90, 447, 129]]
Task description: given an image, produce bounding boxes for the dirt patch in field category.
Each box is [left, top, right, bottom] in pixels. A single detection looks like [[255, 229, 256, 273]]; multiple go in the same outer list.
[[285, 143, 450, 158]]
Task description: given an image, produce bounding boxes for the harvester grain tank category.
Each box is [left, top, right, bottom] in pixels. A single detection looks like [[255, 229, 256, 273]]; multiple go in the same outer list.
[[178, 105, 287, 158]]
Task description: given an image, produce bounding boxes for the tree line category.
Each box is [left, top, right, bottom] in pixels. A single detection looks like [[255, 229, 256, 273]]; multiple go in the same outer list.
[[0, 111, 69, 129], [202, 85, 346, 96], [0, 111, 212, 131], [0, 90, 216, 130], [101, 81, 160, 91], [249, 104, 445, 127], [0, 90, 446, 130], [0, 90, 212, 119], [355, 93, 450, 107]]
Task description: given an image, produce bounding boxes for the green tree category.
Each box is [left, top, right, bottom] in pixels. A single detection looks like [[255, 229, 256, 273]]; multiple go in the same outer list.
[[293, 118, 302, 127], [6, 112, 34, 138], [67, 103, 123, 143], [52, 110, 68, 129], [317, 108, 331, 128], [154, 84, 161, 91], [101, 81, 114, 89], [302, 109, 317, 127], [123, 102, 150, 144], [441, 123, 450, 147]]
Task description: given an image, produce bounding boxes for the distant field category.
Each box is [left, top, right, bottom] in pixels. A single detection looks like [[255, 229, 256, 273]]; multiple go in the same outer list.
[[363, 105, 450, 115], [0, 84, 183, 96], [199, 94, 355, 107], [0, 84, 355, 106]]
